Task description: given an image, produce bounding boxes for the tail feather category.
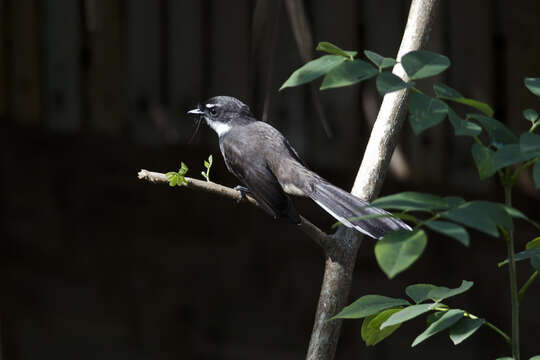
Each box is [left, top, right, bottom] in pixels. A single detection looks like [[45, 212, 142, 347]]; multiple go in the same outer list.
[[310, 182, 411, 239]]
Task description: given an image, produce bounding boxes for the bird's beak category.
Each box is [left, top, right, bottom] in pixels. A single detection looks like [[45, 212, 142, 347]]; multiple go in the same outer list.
[[187, 108, 204, 115]]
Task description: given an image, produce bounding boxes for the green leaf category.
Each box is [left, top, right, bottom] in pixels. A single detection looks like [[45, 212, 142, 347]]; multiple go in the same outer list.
[[406, 284, 436, 304], [364, 50, 396, 70], [448, 108, 482, 137], [526, 237, 540, 249], [440, 201, 513, 237], [520, 132, 540, 156], [434, 83, 494, 116], [523, 109, 539, 123], [526, 238, 540, 271], [204, 161, 210, 168], [427, 280, 474, 302], [169, 175, 178, 187], [444, 196, 466, 208], [534, 161, 540, 189], [503, 206, 540, 229], [320, 60, 378, 90], [425, 221, 470, 246], [492, 144, 537, 171], [468, 114, 518, 146], [401, 50, 450, 80], [525, 77, 540, 96], [376, 71, 413, 95], [426, 311, 444, 325], [372, 192, 451, 212], [361, 308, 403, 346], [375, 230, 427, 279], [180, 162, 189, 175], [316, 41, 356, 59], [408, 92, 448, 134], [529, 356, 540, 360], [381, 303, 436, 329], [471, 143, 495, 179], [449, 317, 484, 345], [280, 55, 346, 90], [498, 248, 540, 267], [332, 295, 410, 319], [412, 310, 464, 347], [165, 172, 177, 178]]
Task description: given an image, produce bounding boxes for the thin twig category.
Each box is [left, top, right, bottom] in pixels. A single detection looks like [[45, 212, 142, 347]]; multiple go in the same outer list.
[[137, 169, 335, 252]]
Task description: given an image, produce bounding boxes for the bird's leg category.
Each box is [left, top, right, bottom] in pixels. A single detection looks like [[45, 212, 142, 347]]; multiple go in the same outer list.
[[234, 185, 250, 203]]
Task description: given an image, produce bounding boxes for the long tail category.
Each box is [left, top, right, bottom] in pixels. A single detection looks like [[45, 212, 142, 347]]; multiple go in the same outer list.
[[309, 181, 411, 239]]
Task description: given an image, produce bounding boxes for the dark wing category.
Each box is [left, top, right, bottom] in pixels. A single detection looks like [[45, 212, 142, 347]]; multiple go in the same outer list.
[[221, 140, 300, 223]]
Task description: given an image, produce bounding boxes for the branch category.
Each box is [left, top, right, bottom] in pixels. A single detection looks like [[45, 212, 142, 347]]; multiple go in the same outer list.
[[306, 1, 441, 360], [137, 169, 335, 252]]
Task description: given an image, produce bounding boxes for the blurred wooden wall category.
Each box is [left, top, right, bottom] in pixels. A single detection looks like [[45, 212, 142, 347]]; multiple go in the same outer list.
[[1, 0, 540, 188]]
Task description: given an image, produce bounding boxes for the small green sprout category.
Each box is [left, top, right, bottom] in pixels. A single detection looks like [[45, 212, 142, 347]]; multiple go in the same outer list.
[[201, 155, 213, 182], [166, 162, 189, 187]]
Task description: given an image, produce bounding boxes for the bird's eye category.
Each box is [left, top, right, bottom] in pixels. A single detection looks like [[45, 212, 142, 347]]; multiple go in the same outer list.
[[209, 107, 218, 116]]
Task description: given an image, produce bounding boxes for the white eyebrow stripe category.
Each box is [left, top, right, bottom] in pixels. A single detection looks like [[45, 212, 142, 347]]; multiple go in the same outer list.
[[205, 103, 221, 108]]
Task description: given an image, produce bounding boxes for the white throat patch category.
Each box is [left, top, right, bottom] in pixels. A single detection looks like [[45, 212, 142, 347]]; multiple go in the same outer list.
[[206, 119, 231, 136]]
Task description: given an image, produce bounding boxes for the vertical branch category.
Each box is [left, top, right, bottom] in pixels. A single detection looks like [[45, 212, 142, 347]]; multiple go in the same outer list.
[[305, 1, 441, 359]]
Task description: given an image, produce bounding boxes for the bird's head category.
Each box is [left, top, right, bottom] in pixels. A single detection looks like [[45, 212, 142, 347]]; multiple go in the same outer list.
[[187, 96, 254, 137]]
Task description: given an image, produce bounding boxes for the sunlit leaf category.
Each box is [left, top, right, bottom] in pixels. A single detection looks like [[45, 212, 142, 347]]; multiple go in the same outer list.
[[364, 50, 396, 70], [449, 317, 483, 345], [361, 308, 403, 346], [427, 280, 474, 302], [316, 41, 357, 58], [401, 50, 450, 80], [412, 309, 464, 347], [280, 55, 346, 90], [406, 284, 436, 304], [375, 230, 427, 279], [525, 77, 540, 96], [320, 60, 377, 90], [376, 71, 413, 95], [523, 109, 539, 123], [381, 303, 437, 329], [332, 295, 410, 319]]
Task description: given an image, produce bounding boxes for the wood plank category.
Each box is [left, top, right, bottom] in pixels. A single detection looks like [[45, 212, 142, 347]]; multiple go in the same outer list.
[[126, 0, 163, 145], [446, 0, 496, 193], [311, 0, 360, 170], [168, 0, 205, 144], [0, 0, 5, 120], [86, 0, 126, 135], [9, 0, 41, 126], [208, 0, 250, 102], [40, 0, 82, 132], [499, 1, 540, 134]]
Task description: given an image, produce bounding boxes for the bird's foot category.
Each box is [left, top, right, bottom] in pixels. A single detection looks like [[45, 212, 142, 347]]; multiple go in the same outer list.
[[234, 185, 250, 203]]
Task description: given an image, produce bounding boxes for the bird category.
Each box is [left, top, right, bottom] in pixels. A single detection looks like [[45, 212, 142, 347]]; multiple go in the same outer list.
[[187, 96, 411, 239]]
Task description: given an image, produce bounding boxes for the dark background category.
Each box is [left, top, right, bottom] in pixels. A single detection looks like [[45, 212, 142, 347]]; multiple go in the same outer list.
[[1, 0, 540, 359]]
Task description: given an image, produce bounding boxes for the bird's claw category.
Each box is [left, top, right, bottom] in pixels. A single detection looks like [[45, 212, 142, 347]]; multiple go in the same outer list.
[[234, 185, 249, 203]]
